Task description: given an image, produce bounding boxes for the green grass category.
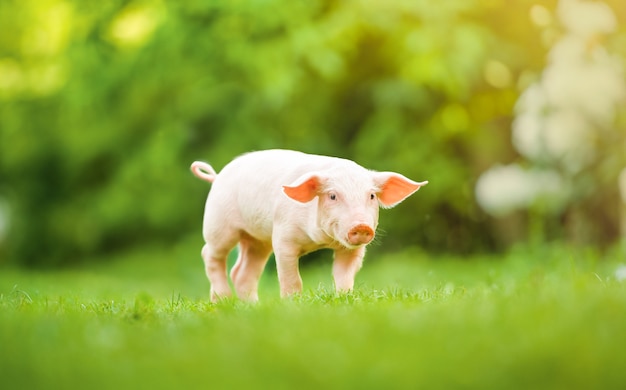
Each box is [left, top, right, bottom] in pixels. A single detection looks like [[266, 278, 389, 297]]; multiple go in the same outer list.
[[2, 240, 626, 389]]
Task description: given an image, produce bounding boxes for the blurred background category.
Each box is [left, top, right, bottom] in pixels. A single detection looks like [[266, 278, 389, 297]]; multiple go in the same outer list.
[[0, 0, 624, 268]]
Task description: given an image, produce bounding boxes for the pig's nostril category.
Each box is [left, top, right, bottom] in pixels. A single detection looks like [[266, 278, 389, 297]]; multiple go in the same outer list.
[[347, 224, 375, 245]]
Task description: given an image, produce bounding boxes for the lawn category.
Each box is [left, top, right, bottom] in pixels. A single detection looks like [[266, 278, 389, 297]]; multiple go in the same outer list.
[[1, 239, 626, 389]]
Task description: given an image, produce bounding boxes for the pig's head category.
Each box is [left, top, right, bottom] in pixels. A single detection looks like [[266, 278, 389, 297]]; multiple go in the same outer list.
[[283, 166, 428, 249]]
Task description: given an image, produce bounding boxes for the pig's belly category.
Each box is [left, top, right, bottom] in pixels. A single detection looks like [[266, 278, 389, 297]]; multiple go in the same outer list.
[[237, 209, 274, 244]]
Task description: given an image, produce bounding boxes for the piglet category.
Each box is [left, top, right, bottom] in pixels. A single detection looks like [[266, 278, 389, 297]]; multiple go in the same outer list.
[[191, 149, 427, 301]]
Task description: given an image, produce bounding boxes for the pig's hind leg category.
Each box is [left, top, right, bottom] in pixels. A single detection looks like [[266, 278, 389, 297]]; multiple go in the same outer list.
[[201, 231, 239, 302], [230, 233, 272, 302]]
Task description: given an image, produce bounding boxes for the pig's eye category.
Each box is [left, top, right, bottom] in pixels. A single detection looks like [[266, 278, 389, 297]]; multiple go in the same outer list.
[[329, 193, 337, 201]]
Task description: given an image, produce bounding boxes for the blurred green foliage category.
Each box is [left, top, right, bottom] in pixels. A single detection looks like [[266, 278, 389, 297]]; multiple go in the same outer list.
[[0, 0, 625, 266]]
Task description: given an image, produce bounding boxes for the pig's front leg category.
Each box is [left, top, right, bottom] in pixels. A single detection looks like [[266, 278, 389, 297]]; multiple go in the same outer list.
[[332, 246, 366, 292], [273, 241, 304, 297]]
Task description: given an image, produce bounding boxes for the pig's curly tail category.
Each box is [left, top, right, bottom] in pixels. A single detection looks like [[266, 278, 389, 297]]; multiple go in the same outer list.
[[190, 161, 217, 183]]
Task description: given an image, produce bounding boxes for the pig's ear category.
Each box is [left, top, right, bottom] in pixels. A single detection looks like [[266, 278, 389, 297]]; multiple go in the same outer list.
[[373, 172, 428, 208], [283, 173, 325, 203]]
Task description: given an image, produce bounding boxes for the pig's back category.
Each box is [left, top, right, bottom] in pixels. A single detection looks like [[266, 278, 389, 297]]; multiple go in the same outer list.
[[207, 150, 348, 241], [220, 149, 337, 191]]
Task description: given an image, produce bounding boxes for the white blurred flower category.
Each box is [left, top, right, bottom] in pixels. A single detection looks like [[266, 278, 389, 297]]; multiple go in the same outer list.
[[547, 36, 587, 65], [476, 164, 534, 215], [512, 84, 548, 160], [475, 164, 565, 216], [546, 1, 625, 125], [615, 264, 626, 282], [558, 0, 616, 38], [529, 5, 552, 28], [543, 59, 624, 125], [515, 83, 548, 116], [511, 0, 624, 168], [477, 0, 624, 218], [543, 110, 594, 171], [512, 112, 544, 161], [512, 88, 596, 171]]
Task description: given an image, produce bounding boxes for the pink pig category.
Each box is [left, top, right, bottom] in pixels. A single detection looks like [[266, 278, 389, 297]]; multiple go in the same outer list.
[[191, 149, 427, 302]]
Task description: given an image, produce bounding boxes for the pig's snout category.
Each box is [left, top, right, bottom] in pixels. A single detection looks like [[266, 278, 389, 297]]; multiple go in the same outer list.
[[347, 224, 375, 246]]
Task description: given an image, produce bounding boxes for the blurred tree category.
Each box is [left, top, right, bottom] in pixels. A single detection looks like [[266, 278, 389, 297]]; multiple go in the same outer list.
[[0, 0, 624, 266]]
